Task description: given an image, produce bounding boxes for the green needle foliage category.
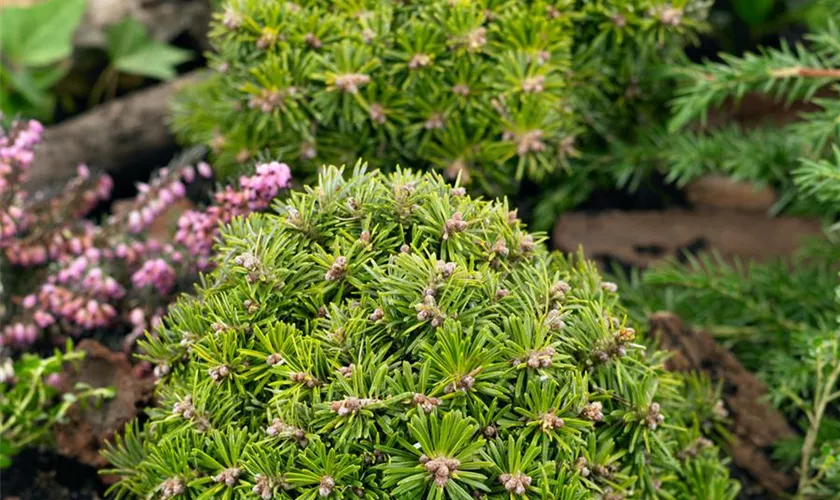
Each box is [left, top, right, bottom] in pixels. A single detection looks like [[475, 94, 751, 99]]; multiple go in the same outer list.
[[103, 164, 737, 499], [597, 8, 840, 218], [612, 247, 840, 498], [172, 0, 710, 201], [602, 11, 840, 497]]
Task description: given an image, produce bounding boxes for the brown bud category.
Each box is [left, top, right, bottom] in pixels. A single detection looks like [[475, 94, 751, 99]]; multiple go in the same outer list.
[[369, 308, 384, 321]]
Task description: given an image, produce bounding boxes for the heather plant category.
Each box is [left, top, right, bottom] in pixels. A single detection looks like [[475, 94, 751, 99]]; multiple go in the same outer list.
[[0, 341, 114, 467], [0, 118, 292, 349], [103, 164, 737, 499], [172, 0, 710, 203]]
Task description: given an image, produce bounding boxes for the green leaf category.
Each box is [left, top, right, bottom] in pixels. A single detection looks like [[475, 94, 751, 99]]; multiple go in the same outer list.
[[30, 62, 72, 90], [106, 17, 191, 81], [1, 65, 48, 106], [0, 439, 16, 468], [732, 0, 775, 27], [0, 96, 37, 124], [113, 44, 192, 80], [105, 17, 149, 61], [0, 0, 86, 67]]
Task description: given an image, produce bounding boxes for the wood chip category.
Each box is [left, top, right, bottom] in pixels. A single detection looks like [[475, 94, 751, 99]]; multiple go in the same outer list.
[[649, 312, 796, 496], [55, 340, 155, 471], [685, 175, 778, 212], [553, 210, 822, 268]]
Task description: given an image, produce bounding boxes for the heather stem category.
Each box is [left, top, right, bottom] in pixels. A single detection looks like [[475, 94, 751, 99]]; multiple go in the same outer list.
[[795, 345, 840, 498], [0, 351, 84, 435]]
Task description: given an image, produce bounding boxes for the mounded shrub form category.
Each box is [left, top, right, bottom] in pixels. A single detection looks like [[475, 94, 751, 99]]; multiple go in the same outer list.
[[173, 0, 709, 194], [104, 165, 737, 499]]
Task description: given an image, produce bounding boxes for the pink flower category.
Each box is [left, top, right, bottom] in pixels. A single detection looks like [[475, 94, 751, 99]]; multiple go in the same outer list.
[[28, 120, 44, 135], [242, 162, 292, 210], [1, 323, 38, 346], [131, 258, 177, 294], [197, 162, 213, 178], [173, 161, 291, 271], [45, 373, 62, 389], [129, 308, 146, 327], [128, 211, 142, 232], [171, 181, 186, 197], [22, 294, 37, 308], [34, 310, 55, 328], [1, 145, 294, 345], [182, 165, 196, 183]]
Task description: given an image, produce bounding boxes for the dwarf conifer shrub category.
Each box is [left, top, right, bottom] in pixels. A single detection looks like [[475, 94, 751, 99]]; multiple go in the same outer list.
[[615, 248, 840, 499], [172, 0, 709, 197], [104, 165, 736, 499]]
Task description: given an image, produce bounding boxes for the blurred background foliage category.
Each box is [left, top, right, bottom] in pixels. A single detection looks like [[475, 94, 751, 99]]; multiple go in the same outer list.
[[0, 0, 196, 124]]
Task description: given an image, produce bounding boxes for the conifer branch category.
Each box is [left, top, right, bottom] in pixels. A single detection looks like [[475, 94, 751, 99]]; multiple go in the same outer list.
[[668, 18, 840, 131], [771, 67, 840, 79]]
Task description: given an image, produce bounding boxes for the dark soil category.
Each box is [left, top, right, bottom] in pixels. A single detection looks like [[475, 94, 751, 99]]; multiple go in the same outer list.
[[1, 448, 104, 500]]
